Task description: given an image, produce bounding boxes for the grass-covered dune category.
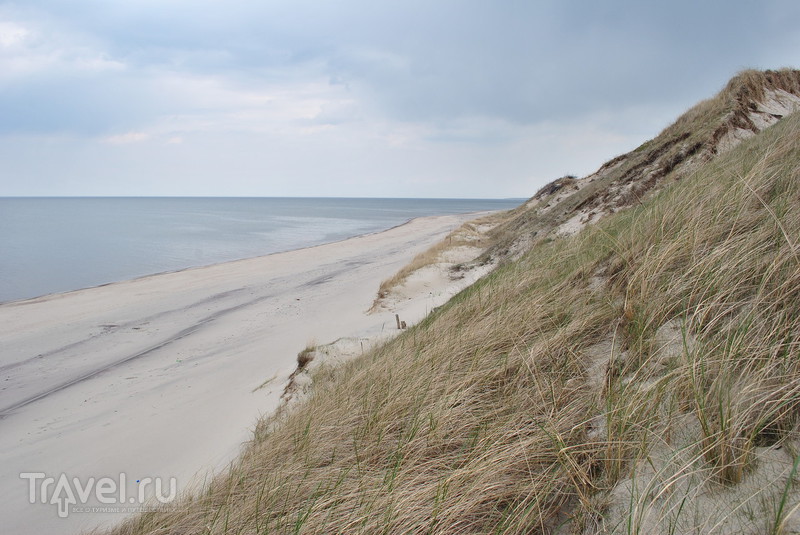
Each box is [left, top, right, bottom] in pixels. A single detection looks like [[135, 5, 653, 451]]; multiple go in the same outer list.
[[109, 73, 800, 534], [487, 69, 800, 258]]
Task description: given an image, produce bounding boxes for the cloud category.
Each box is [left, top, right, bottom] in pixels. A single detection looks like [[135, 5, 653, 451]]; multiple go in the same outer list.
[[5, 0, 798, 133], [320, 1, 800, 128], [0, 12, 125, 82], [101, 131, 148, 145], [0, 0, 799, 197], [0, 20, 30, 47]]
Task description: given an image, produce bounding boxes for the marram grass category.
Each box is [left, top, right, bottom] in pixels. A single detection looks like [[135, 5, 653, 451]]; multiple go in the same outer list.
[[106, 111, 800, 534]]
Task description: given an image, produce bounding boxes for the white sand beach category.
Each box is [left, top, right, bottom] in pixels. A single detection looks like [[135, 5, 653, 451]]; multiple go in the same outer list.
[[0, 214, 482, 534]]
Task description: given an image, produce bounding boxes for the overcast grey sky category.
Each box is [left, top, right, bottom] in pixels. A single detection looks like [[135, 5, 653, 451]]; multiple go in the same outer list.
[[0, 0, 798, 198]]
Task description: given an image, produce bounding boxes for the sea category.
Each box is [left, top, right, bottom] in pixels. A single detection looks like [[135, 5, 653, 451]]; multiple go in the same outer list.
[[0, 197, 522, 304]]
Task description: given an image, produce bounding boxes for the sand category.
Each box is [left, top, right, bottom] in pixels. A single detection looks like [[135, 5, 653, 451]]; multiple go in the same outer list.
[[0, 213, 483, 535]]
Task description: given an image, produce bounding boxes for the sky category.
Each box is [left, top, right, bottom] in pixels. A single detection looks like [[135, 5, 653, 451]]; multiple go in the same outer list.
[[0, 1, 798, 198]]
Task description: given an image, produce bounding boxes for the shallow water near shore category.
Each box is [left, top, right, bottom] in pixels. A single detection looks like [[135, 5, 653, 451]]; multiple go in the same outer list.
[[0, 197, 520, 303]]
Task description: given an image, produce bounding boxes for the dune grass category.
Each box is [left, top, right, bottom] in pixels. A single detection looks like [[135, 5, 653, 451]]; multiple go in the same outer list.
[[106, 104, 800, 534]]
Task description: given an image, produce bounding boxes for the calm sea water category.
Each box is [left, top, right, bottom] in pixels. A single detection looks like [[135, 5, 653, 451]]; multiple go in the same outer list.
[[0, 197, 521, 303]]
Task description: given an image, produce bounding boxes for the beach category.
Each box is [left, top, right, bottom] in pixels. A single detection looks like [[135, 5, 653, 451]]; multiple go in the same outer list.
[[0, 213, 481, 534]]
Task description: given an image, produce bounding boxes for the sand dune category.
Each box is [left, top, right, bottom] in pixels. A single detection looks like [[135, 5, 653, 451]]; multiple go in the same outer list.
[[0, 214, 480, 534]]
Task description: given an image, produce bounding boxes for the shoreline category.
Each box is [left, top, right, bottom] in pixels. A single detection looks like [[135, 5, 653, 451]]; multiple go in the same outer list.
[[0, 212, 485, 534], [0, 213, 489, 308], [0, 212, 492, 418]]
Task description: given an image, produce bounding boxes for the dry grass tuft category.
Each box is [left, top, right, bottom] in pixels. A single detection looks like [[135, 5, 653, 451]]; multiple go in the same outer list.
[[296, 346, 315, 369]]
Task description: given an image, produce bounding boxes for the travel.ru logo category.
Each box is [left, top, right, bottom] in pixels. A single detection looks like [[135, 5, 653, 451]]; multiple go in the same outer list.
[[20, 472, 177, 518]]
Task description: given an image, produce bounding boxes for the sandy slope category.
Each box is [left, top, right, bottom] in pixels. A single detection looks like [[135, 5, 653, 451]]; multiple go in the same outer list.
[[0, 214, 479, 535]]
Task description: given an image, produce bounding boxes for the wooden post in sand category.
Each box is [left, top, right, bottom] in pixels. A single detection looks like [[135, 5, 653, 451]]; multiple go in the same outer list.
[[395, 314, 401, 329]]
